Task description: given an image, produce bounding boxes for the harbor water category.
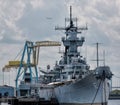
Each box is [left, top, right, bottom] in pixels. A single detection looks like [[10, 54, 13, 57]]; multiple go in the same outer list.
[[108, 100, 120, 105], [1, 100, 120, 105]]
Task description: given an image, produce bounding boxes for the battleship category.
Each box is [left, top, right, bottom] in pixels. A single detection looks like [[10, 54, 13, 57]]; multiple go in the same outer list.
[[6, 6, 113, 105], [44, 6, 112, 105]]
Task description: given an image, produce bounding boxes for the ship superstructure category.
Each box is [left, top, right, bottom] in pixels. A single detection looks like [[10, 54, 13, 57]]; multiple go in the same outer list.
[[52, 6, 90, 83], [49, 6, 112, 105]]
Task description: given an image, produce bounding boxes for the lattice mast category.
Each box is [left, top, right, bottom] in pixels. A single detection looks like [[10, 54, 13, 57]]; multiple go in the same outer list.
[[55, 6, 87, 64]]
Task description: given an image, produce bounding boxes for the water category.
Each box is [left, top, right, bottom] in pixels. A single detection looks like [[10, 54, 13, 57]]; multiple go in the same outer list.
[[1, 100, 120, 105], [108, 100, 120, 105]]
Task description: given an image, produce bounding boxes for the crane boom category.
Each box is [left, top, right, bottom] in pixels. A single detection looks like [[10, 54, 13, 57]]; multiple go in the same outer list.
[[3, 40, 61, 71], [35, 41, 61, 47]]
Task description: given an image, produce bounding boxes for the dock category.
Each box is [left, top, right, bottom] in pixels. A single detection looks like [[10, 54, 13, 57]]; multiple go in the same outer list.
[[7, 97, 59, 105], [109, 94, 120, 100], [109, 89, 120, 100]]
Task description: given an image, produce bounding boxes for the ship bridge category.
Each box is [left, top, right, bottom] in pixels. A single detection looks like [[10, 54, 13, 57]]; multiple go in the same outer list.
[[55, 6, 87, 64]]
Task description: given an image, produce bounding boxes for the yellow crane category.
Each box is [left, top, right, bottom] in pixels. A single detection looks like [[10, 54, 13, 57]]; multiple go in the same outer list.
[[3, 40, 61, 71], [2, 40, 61, 94]]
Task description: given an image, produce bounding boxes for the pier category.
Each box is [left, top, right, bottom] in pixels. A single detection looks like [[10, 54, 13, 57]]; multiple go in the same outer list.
[[109, 89, 120, 100], [109, 75, 120, 100], [7, 97, 59, 105], [109, 94, 120, 100]]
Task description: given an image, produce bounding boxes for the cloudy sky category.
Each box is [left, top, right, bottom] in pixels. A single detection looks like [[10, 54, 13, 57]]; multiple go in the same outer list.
[[0, 0, 120, 86]]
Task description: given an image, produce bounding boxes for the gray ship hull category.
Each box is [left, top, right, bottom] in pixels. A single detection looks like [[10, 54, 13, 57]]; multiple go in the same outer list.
[[58, 103, 106, 105], [54, 72, 110, 105]]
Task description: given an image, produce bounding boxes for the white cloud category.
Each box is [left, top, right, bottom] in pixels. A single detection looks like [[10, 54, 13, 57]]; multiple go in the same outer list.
[[68, 0, 120, 78], [0, 0, 25, 21], [30, 0, 44, 9], [0, 0, 120, 86], [0, 0, 26, 43]]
